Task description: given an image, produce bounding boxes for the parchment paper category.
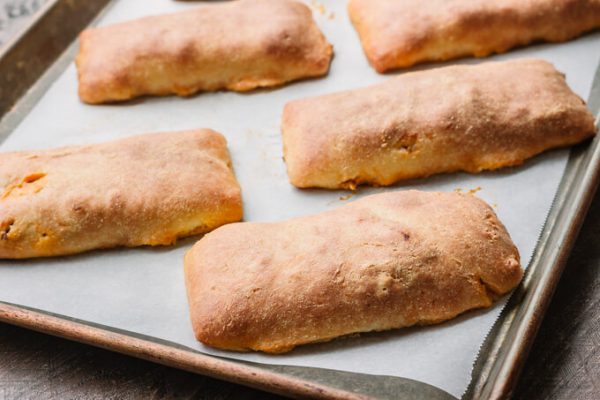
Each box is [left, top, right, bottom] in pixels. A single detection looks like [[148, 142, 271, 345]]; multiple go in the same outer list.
[[0, 1, 599, 397]]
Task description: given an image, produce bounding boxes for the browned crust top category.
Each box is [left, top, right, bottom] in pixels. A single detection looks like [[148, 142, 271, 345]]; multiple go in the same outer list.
[[185, 191, 522, 353], [348, 0, 600, 71], [0, 130, 242, 258], [76, 0, 333, 103], [282, 58, 596, 189]]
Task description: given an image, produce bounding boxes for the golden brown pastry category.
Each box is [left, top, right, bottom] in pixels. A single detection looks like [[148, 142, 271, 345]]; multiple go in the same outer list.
[[282, 58, 596, 189], [76, 0, 333, 104], [0, 129, 242, 258], [348, 0, 600, 72], [185, 190, 522, 353]]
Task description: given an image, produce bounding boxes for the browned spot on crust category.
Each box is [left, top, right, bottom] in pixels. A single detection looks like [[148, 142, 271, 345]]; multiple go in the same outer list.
[[23, 173, 46, 183], [0, 219, 15, 240]]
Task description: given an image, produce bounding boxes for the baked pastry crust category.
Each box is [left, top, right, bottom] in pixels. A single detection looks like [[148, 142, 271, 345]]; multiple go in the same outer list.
[[185, 190, 522, 353], [0, 129, 242, 258], [282, 59, 596, 189], [348, 0, 600, 72], [76, 0, 333, 104]]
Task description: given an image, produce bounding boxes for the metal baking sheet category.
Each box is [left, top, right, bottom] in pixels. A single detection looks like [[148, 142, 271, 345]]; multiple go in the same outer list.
[[0, 1, 599, 399]]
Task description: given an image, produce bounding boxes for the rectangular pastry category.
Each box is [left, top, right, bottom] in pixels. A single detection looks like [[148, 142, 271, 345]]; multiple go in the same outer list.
[[185, 190, 522, 353], [76, 0, 333, 104], [0, 129, 242, 258], [282, 58, 596, 189], [348, 0, 600, 71]]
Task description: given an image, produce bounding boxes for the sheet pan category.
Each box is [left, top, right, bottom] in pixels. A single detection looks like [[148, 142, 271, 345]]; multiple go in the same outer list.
[[0, 1, 599, 399]]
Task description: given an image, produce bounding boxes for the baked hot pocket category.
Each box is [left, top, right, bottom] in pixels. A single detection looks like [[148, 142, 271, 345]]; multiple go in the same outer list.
[[0, 130, 242, 258], [76, 0, 333, 104], [282, 58, 596, 189], [185, 190, 522, 353], [348, 0, 600, 72]]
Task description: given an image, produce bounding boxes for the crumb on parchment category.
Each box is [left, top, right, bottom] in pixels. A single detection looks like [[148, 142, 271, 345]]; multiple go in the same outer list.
[[309, 0, 326, 15], [326, 192, 355, 206], [454, 186, 482, 195], [309, 0, 334, 19]]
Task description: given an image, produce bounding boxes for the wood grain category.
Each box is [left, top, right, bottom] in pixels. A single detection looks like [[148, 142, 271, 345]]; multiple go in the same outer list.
[[512, 188, 600, 399], [0, 322, 282, 400]]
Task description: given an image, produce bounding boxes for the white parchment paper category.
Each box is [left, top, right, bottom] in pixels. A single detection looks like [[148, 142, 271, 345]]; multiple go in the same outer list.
[[0, 1, 599, 397]]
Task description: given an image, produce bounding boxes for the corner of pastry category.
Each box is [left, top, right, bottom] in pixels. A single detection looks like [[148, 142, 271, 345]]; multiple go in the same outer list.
[[76, 29, 140, 105], [364, 47, 397, 74], [184, 190, 522, 353], [281, 101, 327, 188], [76, 31, 103, 104], [259, 0, 333, 75], [347, 0, 397, 73]]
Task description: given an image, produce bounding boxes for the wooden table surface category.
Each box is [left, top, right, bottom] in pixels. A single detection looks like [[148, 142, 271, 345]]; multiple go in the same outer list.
[[0, 1, 599, 399]]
